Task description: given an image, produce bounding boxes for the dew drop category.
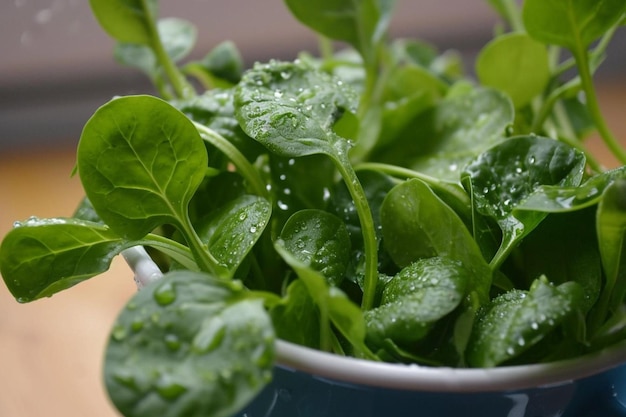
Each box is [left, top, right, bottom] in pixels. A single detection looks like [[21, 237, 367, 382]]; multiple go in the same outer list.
[[280, 71, 291, 80], [274, 90, 283, 99], [154, 281, 176, 306], [112, 325, 127, 341], [193, 317, 226, 353], [165, 333, 181, 351], [249, 226, 257, 233], [156, 375, 187, 400]]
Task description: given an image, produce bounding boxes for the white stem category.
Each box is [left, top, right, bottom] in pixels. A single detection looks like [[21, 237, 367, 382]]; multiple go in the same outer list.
[[122, 246, 163, 290]]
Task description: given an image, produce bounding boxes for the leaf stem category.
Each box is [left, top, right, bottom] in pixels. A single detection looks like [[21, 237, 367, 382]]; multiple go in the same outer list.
[[194, 122, 269, 199], [142, 0, 194, 99], [332, 142, 378, 310], [574, 47, 626, 164], [178, 214, 230, 279]]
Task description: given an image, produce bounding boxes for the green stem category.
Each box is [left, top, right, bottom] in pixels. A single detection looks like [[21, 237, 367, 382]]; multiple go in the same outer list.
[[501, 0, 523, 32], [142, 0, 194, 99], [332, 142, 379, 310], [574, 47, 626, 164], [178, 214, 230, 279], [141, 233, 198, 271], [194, 122, 269, 199]]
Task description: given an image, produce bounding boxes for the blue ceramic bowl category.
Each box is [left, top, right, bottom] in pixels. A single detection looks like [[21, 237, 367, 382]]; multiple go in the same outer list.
[[236, 340, 626, 417]]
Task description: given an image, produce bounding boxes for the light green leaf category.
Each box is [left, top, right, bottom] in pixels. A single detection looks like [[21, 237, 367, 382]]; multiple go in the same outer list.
[[105, 271, 275, 417], [476, 33, 550, 108], [89, 0, 158, 44]]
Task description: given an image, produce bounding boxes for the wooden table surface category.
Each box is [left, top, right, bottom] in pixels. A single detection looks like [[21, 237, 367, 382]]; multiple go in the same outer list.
[[1, 81, 625, 417]]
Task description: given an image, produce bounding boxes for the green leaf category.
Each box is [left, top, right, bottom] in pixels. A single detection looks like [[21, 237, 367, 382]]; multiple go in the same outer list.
[[378, 88, 514, 182], [467, 278, 583, 367], [77, 95, 207, 240], [89, 0, 158, 44], [365, 257, 469, 348], [462, 136, 586, 268], [523, 0, 626, 50], [476, 33, 550, 108], [0, 218, 131, 302], [279, 209, 351, 286], [380, 178, 491, 299], [234, 60, 358, 159], [115, 18, 197, 80], [197, 195, 272, 274], [184, 41, 244, 88], [597, 179, 626, 311], [270, 279, 321, 348], [105, 271, 275, 417], [516, 166, 626, 213], [284, 0, 395, 64], [275, 242, 370, 356]]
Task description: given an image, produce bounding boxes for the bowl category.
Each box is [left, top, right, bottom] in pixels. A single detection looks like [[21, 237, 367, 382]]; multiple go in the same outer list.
[[236, 339, 626, 417]]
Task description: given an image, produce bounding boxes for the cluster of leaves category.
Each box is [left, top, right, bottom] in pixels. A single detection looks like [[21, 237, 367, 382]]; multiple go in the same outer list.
[[2, 0, 626, 416]]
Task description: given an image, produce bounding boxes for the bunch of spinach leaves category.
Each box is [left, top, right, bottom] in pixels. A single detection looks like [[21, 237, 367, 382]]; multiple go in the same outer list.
[[2, 0, 626, 416]]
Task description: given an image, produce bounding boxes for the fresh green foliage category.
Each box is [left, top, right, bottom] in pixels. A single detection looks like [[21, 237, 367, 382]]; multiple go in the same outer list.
[[104, 271, 275, 417], [2, 0, 626, 416]]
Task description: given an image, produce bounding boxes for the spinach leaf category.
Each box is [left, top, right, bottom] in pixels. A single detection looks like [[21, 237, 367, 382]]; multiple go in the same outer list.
[[365, 257, 469, 349], [283, 0, 394, 67], [105, 271, 275, 417], [467, 277, 584, 367], [275, 241, 371, 357], [235, 59, 380, 310], [380, 178, 491, 300], [0, 218, 132, 302], [462, 136, 586, 269], [523, 0, 626, 51], [196, 195, 272, 275], [89, 0, 158, 44], [270, 279, 321, 349], [596, 179, 626, 319], [476, 33, 550, 108], [279, 209, 351, 286], [77, 95, 225, 276], [378, 88, 514, 182]]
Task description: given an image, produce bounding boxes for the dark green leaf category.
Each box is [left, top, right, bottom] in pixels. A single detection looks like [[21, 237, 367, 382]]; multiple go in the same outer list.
[[270, 279, 320, 349], [597, 179, 626, 311], [378, 88, 514, 182], [380, 178, 491, 299], [105, 271, 275, 417], [467, 278, 583, 367], [279, 209, 351, 286], [77, 95, 207, 240], [0, 218, 130, 302], [365, 257, 468, 348], [197, 195, 271, 274], [234, 60, 358, 158]]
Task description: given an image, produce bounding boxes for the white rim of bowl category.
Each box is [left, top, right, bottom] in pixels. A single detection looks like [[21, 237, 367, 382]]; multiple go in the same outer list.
[[275, 339, 626, 393]]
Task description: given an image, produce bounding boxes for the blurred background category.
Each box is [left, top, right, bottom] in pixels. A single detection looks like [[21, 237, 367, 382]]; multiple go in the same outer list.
[[1, 1, 625, 416]]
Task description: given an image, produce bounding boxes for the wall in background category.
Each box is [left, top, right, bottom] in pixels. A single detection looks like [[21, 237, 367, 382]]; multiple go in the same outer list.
[[1, 1, 624, 151]]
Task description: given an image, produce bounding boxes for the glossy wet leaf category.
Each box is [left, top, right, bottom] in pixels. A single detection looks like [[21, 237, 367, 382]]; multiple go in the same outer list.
[[77, 95, 207, 240], [0, 218, 131, 302], [89, 0, 158, 44], [462, 136, 586, 268], [270, 279, 321, 348], [279, 209, 351, 286], [275, 242, 369, 356], [380, 178, 491, 299], [467, 278, 583, 367], [523, 0, 626, 50], [234, 60, 358, 159], [105, 271, 275, 417], [476, 33, 550, 108], [365, 257, 468, 348], [115, 18, 197, 79], [284, 0, 395, 64], [517, 166, 626, 213], [378, 88, 514, 182], [197, 195, 271, 274]]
